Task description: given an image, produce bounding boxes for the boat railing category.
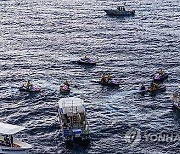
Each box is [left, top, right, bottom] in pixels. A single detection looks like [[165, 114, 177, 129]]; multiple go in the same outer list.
[[0, 135, 21, 148]]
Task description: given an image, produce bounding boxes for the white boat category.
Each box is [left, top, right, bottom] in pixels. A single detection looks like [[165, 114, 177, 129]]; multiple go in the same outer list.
[[172, 91, 180, 109], [104, 5, 135, 16], [0, 122, 32, 153], [57, 97, 90, 143]]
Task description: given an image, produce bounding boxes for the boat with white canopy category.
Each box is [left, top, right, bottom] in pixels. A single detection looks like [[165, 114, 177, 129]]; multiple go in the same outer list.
[[0, 122, 32, 153], [57, 97, 90, 144], [104, 4, 135, 16]]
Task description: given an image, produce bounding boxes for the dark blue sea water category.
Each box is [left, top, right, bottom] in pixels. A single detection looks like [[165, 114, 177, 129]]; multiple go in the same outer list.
[[0, 0, 180, 153]]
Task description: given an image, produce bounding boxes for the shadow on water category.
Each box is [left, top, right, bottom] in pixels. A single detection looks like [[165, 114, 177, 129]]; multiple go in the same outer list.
[[105, 14, 135, 20], [63, 139, 91, 154], [81, 65, 97, 72]]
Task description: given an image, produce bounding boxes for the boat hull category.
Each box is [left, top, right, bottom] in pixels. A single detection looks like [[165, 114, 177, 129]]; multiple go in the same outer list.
[[64, 134, 90, 144], [104, 9, 135, 16], [77, 59, 96, 65], [0, 147, 29, 154], [0, 138, 32, 154], [60, 87, 70, 94], [96, 81, 119, 87], [62, 127, 90, 144]]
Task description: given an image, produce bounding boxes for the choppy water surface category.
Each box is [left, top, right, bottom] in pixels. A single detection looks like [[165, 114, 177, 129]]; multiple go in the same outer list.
[[0, 0, 180, 153]]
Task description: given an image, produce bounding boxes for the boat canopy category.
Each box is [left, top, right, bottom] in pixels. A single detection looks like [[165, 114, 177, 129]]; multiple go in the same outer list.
[[0, 122, 25, 135], [58, 97, 85, 115]]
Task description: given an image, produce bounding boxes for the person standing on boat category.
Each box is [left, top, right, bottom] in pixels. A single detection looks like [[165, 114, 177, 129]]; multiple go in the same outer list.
[[152, 82, 158, 90], [10, 135, 13, 147]]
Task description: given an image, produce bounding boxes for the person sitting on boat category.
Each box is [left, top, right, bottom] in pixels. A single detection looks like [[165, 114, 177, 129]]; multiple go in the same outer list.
[[26, 80, 32, 90], [159, 69, 164, 75], [140, 84, 146, 91], [64, 80, 70, 87], [101, 73, 106, 83], [151, 82, 158, 90], [4, 135, 10, 145], [107, 73, 111, 83]]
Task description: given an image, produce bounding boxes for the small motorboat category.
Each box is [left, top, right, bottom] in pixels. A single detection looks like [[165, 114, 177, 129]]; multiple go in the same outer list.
[[77, 58, 96, 65], [57, 97, 90, 144], [60, 85, 70, 94], [19, 84, 40, 92], [153, 73, 168, 82], [95, 80, 120, 87], [0, 122, 32, 153], [104, 5, 135, 16], [172, 91, 180, 109]]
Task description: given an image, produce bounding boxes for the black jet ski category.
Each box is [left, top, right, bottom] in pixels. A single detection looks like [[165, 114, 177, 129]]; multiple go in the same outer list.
[[153, 73, 168, 82], [19, 85, 40, 92], [77, 58, 96, 65]]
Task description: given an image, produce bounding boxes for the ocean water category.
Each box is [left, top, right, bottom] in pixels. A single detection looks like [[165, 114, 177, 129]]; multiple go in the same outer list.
[[0, 0, 180, 153]]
